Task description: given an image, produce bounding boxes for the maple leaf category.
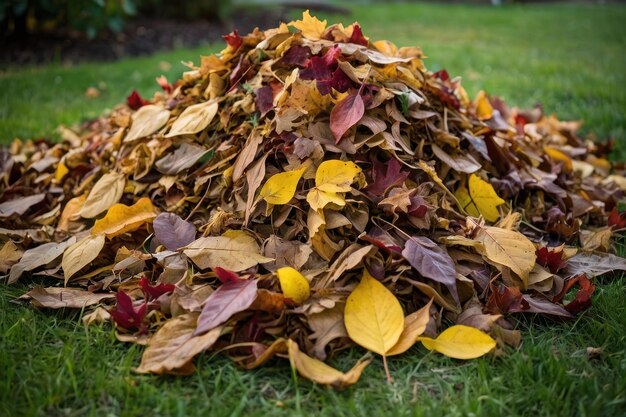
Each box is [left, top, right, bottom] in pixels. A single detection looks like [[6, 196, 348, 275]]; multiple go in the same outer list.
[[139, 276, 175, 301], [126, 90, 149, 110], [367, 158, 409, 197], [223, 30, 243, 50], [535, 246, 566, 274], [109, 291, 147, 332]]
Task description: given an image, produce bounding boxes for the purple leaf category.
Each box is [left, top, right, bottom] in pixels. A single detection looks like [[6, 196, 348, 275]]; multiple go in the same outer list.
[[330, 92, 364, 143], [280, 45, 311, 67], [153, 213, 197, 251], [317, 68, 353, 95], [254, 85, 274, 116], [194, 279, 258, 336], [402, 236, 459, 305]]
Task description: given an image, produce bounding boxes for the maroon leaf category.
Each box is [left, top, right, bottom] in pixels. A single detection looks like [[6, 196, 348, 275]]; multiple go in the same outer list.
[[254, 85, 275, 116], [139, 276, 175, 301], [109, 291, 147, 332], [486, 284, 527, 314], [535, 246, 565, 274], [553, 274, 596, 314], [223, 30, 243, 50], [367, 158, 409, 196], [156, 75, 173, 94], [280, 45, 311, 67], [402, 236, 459, 305], [194, 279, 258, 336], [153, 212, 197, 251], [330, 92, 365, 143], [300, 45, 340, 81], [317, 68, 353, 95], [608, 208, 626, 229], [408, 195, 429, 218], [126, 90, 149, 110], [349, 24, 368, 46], [214, 267, 240, 284]]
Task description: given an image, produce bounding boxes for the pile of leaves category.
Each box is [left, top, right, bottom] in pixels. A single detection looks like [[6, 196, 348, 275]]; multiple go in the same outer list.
[[2, 12, 626, 386]]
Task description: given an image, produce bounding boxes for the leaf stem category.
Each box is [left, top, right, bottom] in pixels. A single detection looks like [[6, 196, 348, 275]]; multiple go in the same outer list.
[[382, 354, 393, 384]]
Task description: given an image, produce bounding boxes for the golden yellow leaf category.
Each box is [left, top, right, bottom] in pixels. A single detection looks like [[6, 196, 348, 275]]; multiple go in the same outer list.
[[286, 339, 371, 389], [136, 313, 222, 375], [55, 162, 69, 182], [306, 160, 362, 212], [475, 226, 536, 287], [62, 233, 106, 283], [58, 194, 87, 232], [456, 174, 505, 222], [91, 197, 156, 238], [386, 299, 433, 356], [259, 165, 306, 205], [344, 270, 404, 355], [124, 104, 170, 142], [544, 146, 573, 172], [166, 100, 219, 137], [289, 10, 327, 40], [474, 90, 493, 120], [80, 172, 126, 219], [276, 266, 310, 304], [419, 324, 496, 359]]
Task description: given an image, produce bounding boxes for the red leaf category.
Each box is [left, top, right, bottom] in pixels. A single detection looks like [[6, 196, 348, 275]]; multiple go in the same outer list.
[[156, 75, 173, 94], [330, 92, 364, 143], [153, 212, 197, 251], [608, 208, 626, 229], [223, 30, 243, 50], [486, 284, 527, 314], [317, 68, 353, 95], [194, 279, 258, 336], [280, 45, 311, 67], [536, 246, 566, 274], [139, 276, 175, 301], [300, 45, 340, 81], [433, 69, 450, 81], [408, 195, 429, 218], [367, 157, 409, 196], [254, 85, 275, 116], [109, 291, 147, 331], [402, 236, 459, 305], [349, 24, 368, 46], [126, 90, 149, 110], [214, 267, 240, 284]]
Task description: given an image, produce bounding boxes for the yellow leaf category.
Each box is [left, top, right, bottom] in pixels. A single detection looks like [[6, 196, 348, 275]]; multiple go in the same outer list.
[[344, 270, 404, 355], [286, 339, 371, 389], [459, 174, 505, 222], [306, 160, 362, 212], [475, 226, 536, 287], [419, 325, 496, 359], [62, 233, 106, 283], [289, 10, 327, 40], [544, 146, 573, 172], [124, 104, 170, 143], [80, 172, 126, 218], [315, 160, 362, 193], [91, 197, 156, 238], [136, 313, 222, 375], [166, 100, 219, 137], [474, 90, 493, 121], [55, 162, 69, 182], [276, 267, 310, 304], [58, 194, 87, 232], [386, 299, 433, 356], [259, 165, 306, 205]]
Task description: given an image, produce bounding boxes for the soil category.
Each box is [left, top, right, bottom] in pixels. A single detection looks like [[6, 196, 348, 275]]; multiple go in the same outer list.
[[0, 7, 321, 67]]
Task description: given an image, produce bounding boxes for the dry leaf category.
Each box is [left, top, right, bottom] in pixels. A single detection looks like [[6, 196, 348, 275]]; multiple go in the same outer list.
[[80, 172, 126, 218], [92, 197, 156, 238], [62, 233, 106, 283], [419, 325, 496, 359]]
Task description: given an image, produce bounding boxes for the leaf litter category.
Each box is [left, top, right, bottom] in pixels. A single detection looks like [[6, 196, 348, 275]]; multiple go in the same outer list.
[[1, 11, 625, 386]]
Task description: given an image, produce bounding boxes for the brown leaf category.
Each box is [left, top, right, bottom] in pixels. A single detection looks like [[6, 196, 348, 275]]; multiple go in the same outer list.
[[19, 286, 114, 309]]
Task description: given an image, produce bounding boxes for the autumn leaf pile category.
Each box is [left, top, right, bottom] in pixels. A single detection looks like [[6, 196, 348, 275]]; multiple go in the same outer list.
[[2, 11, 626, 386]]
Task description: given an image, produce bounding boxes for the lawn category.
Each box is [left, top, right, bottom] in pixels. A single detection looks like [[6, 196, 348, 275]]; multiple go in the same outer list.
[[1, 2, 626, 417]]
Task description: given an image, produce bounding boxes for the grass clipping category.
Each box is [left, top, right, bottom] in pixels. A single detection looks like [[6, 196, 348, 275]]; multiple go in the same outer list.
[[2, 12, 626, 386]]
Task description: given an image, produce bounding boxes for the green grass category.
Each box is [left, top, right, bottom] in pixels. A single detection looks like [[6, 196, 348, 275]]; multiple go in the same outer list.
[[1, 2, 626, 416]]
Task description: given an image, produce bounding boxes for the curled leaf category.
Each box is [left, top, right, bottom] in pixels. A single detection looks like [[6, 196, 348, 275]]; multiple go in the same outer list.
[[276, 266, 310, 304]]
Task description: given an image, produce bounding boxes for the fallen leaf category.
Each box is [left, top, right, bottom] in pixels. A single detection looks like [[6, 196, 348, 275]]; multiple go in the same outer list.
[[330, 91, 365, 142], [92, 198, 156, 238], [165, 100, 218, 137], [259, 165, 307, 205], [62, 233, 106, 283], [153, 212, 197, 251], [155, 143, 211, 175], [20, 286, 114, 308], [184, 230, 273, 271], [419, 325, 496, 359], [194, 278, 258, 336], [137, 313, 222, 375], [276, 266, 310, 304], [0, 194, 46, 217], [0, 241, 22, 274], [125, 104, 170, 142], [8, 238, 75, 284], [80, 172, 126, 219], [387, 299, 433, 356], [289, 10, 327, 40]]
